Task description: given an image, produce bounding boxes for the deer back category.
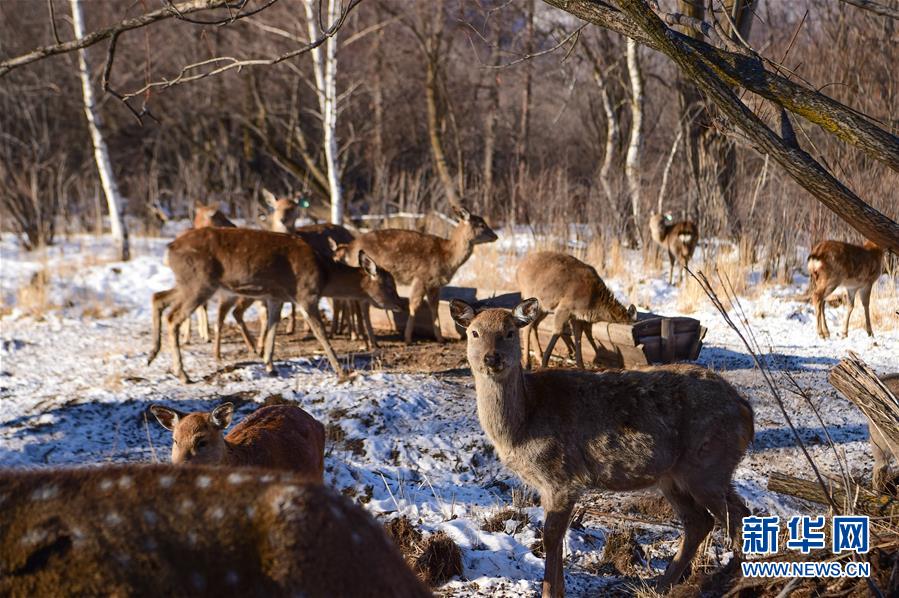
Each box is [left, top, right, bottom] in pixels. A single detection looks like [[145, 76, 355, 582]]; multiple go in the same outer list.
[[807, 239, 883, 286], [226, 405, 326, 479], [0, 464, 430, 598], [295, 223, 355, 258]]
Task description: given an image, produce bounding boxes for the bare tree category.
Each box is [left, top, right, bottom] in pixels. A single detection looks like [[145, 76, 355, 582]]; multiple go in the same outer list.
[[624, 37, 643, 245]]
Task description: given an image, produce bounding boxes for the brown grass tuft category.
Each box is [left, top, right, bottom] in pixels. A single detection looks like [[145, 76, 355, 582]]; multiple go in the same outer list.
[[481, 508, 530, 534], [600, 529, 646, 576], [16, 269, 53, 316], [414, 531, 463, 587]]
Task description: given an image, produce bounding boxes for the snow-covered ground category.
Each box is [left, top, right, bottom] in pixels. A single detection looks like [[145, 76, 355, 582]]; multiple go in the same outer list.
[[1, 229, 897, 596]]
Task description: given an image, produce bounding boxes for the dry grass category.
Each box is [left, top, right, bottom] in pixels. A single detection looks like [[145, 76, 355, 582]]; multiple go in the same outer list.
[[15, 269, 53, 317]]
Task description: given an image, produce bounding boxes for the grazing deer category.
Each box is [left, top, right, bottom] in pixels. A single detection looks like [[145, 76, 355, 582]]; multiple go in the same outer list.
[[148, 227, 401, 382], [806, 239, 883, 339], [516, 251, 637, 369], [0, 464, 430, 598], [871, 374, 899, 493], [344, 207, 498, 344], [450, 298, 753, 597], [149, 402, 325, 481], [649, 213, 699, 285]]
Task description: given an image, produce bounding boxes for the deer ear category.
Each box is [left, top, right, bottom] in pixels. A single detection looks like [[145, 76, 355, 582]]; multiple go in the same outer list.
[[455, 206, 471, 221], [449, 299, 476, 328], [359, 251, 378, 278], [210, 403, 234, 430], [328, 237, 339, 251], [149, 405, 184, 432], [261, 189, 278, 208], [512, 298, 540, 328], [627, 304, 638, 321]]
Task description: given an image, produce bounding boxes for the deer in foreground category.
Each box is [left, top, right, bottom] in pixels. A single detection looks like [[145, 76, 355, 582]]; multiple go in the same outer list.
[[516, 251, 637, 369], [148, 227, 401, 382], [806, 239, 883, 339], [343, 206, 498, 344], [649, 213, 699, 285], [871, 374, 899, 493], [149, 402, 325, 481], [450, 298, 753, 597], [0, 464, 430, 598]]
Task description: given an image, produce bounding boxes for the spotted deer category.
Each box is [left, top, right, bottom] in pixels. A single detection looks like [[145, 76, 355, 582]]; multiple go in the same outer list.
[[516, 251, 637, 369], [871, 374, 899, 492], [149, 402, 325, 481], [342, 207, 498, 344], [147, 227, 401, 382], [0, 465, 430, 597], [649, 213, 699, 285], [450, 298, 753, 597], [806, 239, 883, 339]]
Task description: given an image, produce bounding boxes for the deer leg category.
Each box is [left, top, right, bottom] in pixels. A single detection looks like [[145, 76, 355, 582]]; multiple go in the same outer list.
[[540, 495, 575, 598], [256, 302, 268, 355], [404, 281, 426, 345], [167, 290, 213, 384], [541, 310, 570, 368], [260, 299, 283, 375], [572, 319, 585, 369], [149, 288, 177, 365], [231, 297, 258, 356], [196, 303, 210, 343], [179, 308, 192, 345], [214, 295, 238, 361], [299, 299, 346, 379], [842, 288, 857, 337], [668, 252, 675, 286], [426, 286, 445, 343], [657, 478, 714, 590], [814, 281, 839, 339], [860, 284, 874, 337], [359, 302, 378, 350]]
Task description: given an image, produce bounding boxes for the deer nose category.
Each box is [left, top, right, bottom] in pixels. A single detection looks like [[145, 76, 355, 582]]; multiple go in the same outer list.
[[483, 352, 503, 371]]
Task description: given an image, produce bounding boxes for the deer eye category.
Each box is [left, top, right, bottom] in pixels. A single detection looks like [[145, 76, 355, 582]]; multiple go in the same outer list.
[[196, 438, 208, 449], [506, 329, 516, 339], [470, 330, 479, 338]]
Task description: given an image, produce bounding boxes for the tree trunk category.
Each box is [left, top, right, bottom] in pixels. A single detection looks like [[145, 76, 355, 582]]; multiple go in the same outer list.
[[625, 38, 644, 246], [768, 472, 898, 518], [71, 0, 129, 261], [425, 54, 461, 209], [482, 43, 500, 209], [516, 0, 536, 168], [304, 0, 343, 225]]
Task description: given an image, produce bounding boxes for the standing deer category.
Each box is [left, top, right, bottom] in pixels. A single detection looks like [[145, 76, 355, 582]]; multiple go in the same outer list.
[[649, 213, 699, 285], [147, 227, 401, 382], [149, 402, 325, 481], [806, 239, 883, 339], [449, 298, 753, 597], [0, 465, 430, 598], [516, 251, 637, 369], [871, 374, 898, 493], [343, 207, 498, 343]]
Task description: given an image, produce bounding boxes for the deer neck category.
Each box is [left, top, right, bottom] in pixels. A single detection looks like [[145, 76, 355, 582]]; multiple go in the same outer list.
[[320, 260, 363, 298], [441, 223, 475, 273], [472, 367, 529, 458], [222, 438, 251, 466]]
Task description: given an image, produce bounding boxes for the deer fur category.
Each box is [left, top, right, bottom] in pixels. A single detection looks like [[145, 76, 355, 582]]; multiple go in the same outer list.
[[147, 227, 401, 382], [871, 374, 899, 493], [516, 251, 637, 369], [149, 403, 325, 481], [806, 239, 883, 339], [0, 464, 429, 598], [343, 207, 497, 343], [450, 298, 753, 597], [649, 213, 699, 286]]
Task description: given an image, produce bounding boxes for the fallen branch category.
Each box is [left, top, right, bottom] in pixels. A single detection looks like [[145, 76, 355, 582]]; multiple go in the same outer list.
[[768, 471, 899, 520]]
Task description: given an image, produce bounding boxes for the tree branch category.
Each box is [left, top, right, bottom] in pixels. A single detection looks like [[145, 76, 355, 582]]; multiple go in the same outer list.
[[839, 0, 899, 20]]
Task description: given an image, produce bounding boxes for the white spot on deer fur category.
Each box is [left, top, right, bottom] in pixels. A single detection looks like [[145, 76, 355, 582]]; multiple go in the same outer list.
[[118, 476, 133, 489], [228, 472, 249, 485], [143, 509, 158, 526], [195, 475, 211, 489], [210, 506, 224, 521], [180, 498, 195, 513], [187, 531, 198, 546], [246, 506, 257, 519], [100, 479, 114, 491], [158, 475, 174, 488], [259, 474, 275, 484], [225, 571, 239, 586], [106, 512, 123, 526], [30, 485, 59, 501], [21, 528, 47, 546]]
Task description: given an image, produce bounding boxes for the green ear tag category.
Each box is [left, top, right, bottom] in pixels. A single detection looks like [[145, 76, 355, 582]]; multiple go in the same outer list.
[[299, 197, 310, 208]]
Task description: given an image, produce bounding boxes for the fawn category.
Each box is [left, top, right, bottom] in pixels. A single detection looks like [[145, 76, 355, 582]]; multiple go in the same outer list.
[[807, 239, 883, 339], [450, 298, 753, 597], [516, 251, 637, 369], [150, 402, 325, 480], [0, 464, 429, 597], [343, 206, 497, 344], [649, 213, 699, 285]]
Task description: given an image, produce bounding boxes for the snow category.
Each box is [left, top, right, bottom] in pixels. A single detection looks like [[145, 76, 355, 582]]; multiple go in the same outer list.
[[1, 229, 897, 596]]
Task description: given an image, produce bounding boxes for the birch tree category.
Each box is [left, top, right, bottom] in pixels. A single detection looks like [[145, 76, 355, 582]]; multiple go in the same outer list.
[[303, 0, 344, 225], [625, 37, 644, 245], [70, 0, 129, 260]]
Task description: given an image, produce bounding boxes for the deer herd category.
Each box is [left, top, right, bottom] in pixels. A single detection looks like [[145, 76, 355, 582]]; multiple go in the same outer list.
[[2, 193, 891, 598]]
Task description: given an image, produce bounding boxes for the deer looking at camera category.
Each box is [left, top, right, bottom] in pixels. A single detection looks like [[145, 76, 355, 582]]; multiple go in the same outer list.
[[516, 251, 637, 369], [806, 239, 883, 339], [149, 402, 325, 481], [342, 206, 498, 344], [148, 227, 401, 382], [649, 213, 699, 285], [0, 465, 430, 598], [450, 298, 753, 597]]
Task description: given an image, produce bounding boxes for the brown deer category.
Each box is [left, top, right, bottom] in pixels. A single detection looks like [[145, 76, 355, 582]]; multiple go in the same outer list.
[[516, 251, 637, 369], [806, 239, 883, 339], [147, 227, 401, 382], [343, 207, 498, 344], [149, 402, 325, 481], [449, 298, 753, 597], [649, 213, 699, 285], [0, 464, 430, 597], [871, 374, 899, 493]]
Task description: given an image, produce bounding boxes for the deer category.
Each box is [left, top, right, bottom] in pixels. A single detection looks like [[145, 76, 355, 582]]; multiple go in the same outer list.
[[806, 239, 883, 339], [342, 206, 498, 344], [449, 298, 753, 597], [147, 227, 402, 383], [516, 251, 637, 369], [871, 374, 899, 493], [0, 464, 430, 598], [649, 213, 699, 286], [149, 402, 325, 481]]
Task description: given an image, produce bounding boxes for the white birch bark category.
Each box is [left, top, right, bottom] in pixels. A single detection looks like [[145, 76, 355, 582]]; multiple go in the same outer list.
[[70, 0, 129, 260], [625, 37, 644, 245]]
